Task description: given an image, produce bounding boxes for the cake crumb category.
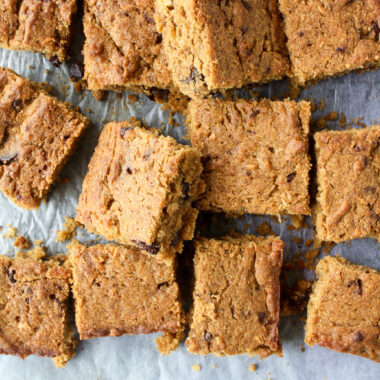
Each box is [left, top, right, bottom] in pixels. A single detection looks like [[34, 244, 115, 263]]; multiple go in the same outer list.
[[305, 239, 313, 247], [299, 344, 306, 352], [318, 98, 325, 110], [56, 217, 79, 243], [192, 364, 201, 372], [13, 236, 31, 250], [156, 331, 184, 355], [34, 240, 43, 246], [6, 227, 17, 239], [249, 364, 257, 372], [289, 215, 307, 229], [256, 222, 273, 236], [211, 364, 217, 369]]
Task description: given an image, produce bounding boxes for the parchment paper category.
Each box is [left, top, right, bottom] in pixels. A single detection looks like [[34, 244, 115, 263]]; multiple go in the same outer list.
[[0, 41, 379, 380]]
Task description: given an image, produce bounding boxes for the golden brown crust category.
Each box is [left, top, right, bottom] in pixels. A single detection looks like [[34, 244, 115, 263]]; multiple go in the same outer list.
[[0, 67, 89, 209], [0, 0, 77, 61], [314, 125, 380, 243], [187, 98, 311, 216], [305, 256, 380, 363], [76, 119, 204, 258], [0, 253, 76, 367], [278, 0, 380, 85], [69, 242, 184, 342], [186, 235, 284, 357]]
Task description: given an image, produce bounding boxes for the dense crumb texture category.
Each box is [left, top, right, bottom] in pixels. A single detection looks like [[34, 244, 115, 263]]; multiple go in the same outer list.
[[76, 119, 204, 257], [186, 235, 284, 357], [0, 68, 89, 209], [69, 242, 184, 342], [278, 0, 380, 85], [83, 0, 173, 91], [0, 0, 76, 61], [187, 99, 311, 216], [314, 125, 380, 243], [0, 254, 76, 367], [305, 256, 380, 363], [155, 0, 290, 98]]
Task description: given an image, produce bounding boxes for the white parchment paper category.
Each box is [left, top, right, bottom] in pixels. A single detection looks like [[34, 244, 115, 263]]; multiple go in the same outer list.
[[0, 43, 379, 380]]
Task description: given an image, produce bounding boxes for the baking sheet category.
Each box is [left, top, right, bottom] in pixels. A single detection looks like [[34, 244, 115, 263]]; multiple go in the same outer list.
[[0, 44, 379, 380]]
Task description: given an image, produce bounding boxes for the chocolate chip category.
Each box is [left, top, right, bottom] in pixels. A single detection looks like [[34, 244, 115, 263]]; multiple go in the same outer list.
[[0, 153, 18, 165], [364, 157, 369, 166], [371, 21, 380, 42], [120, 127, 132, 137], [7, 268, 16, 283], [353, 144, 363, 152], [364, 186, 376, 194], [126, 167, 132, 175], [155, 33, 163, 44], [158, 282, 169, 289], [355, 279, 362, 295], [49, 294, 56, 301], [181, 66, 205, 84], [144, 13, 153, 23], [12, 99, 22, 109], [204, 332, 213, 342], [353, 331, 363, 342], [258, 312, 266, 323], [201, 155, 211, 165], [182, 181, 190, 199], [287, 172, 296, 183], [68, 60, 84, 79], [211, 91, 223, 99], [250, 110, 260, 119], [370, 211, 380, 223], [241, 0, 252, 11], [241, 27, 247, 35], [49, 55, 61, 67], [25, 298, 30, 304], [336, 47, 345, 53], [297, 31, 304, 37], [132, 240, 160, 255], [246, 48, 253, 56]]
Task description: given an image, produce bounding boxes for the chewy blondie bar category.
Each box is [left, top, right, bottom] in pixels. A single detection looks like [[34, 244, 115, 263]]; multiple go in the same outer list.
[[186, 235, 284, 357], [0, 0, 77, 62], [155, 0, 290, 98], [305, 256, 380, 363], [76, 119, 204, 258], [69, 242, 184, 350], [278, 0, 380, 85], [0, 67, 89, 209], [314, 125, 380, 243], [187, 98, 311, 216], [0, 252, 76, 367], [83, 0, 173, 92]]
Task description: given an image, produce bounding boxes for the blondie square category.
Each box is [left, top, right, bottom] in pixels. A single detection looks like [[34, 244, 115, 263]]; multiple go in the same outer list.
[[187, 98, 311, 216], [155, 0, 290, 98], [0, 68, 89, 209], [186, 235, 284, 357], [314, 125, 380, 243], [83, 0, 173, 92], [278, 0, 380, 85], [0, 0, 77, 61], [76, 119, 204, 257], [69, 242, 184, 346], [0, 252, 76, 367], [305, 256, 380, 363]]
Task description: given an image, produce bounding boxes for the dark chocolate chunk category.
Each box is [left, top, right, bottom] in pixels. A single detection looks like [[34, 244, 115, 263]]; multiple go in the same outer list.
[[49, 55, 61, 67], [155, 33, 163, 44], [287, 172, 296, 183], [355, 279, 362, 295], [132, 240, 160, 255], [120, 126, 133, 137], [250, 110, 260, 119], [126, 167, 132, 174], [0, 153, 18, 165], [201, 155, 211, 165], [336, 47, 345, 53], [364, 157, 369, 166], [297, 31, 304, 37], [181, 66, 205, 84], [353, 331, 363, 342], [68, 60, 84, 79], [241, 27, 247, 35], [258, 312, 267, 323], [364, 186, 376, 194], [143, 13, 153, 23], [49, 294, 56, 301], [12, 99, 22, 109], [25, 298, 30, 304], [371, 21, 380, 42], [7, 268, 16, 283], [246, 48, 253, 56], [241, 0, 252, 11], [158, 281, 169, 289], [204, 332, 213, 342]]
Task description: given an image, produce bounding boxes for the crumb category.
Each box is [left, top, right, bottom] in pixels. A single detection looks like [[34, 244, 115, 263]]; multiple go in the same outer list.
[[56, 217, 79, 243], [92, 89, 105, 101], [293, 237, 302, 245], [325, 111, 338, 121], [6, 227, 17, 239], [316, 118, 327, 129], [13, 236, 31, 250], [34, 239, 43, 246], [305, 239, 313, 247], [318, 98, 325, 111], [116, 92, 122, 100], [28, 65, 35, 69], [249, 364, 257, 372], [128, 94, 139, 103], [85, 107, 91, 113], [59, 177, 69, 184], [243, 223, 250, 231], [305, 249, 319, 262], [289, 215, 307, 229], [211, 364, 217, 369], [256, 222, 273, 235], [339, 112, 347, 127], [45, 69, 49, 74], [156, 331, 184, 355], [192, 364, 201, 372], [299, 344, 306, 353]]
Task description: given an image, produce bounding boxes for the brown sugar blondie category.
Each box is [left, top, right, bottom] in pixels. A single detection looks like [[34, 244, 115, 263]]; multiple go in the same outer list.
[[186, 235, 284, 357], [0, 0, 77, 62], [0, 68, 89, 209], [0, 251, 76, 367], [187, 98, 311, 216], [305, 256, 380, 363], [69, 242, 184, 352], [155, 0, 290, 98], [278, 0, 380, 86], [314, 125, 380, 243], [83, 0, 173, 92], [76, 119, 204, 258]]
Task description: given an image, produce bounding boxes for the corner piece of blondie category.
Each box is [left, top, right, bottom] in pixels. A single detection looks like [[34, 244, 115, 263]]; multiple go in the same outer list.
[[314, 125, 380, 243], [187, 98, 311, 216], [0, 67, 89, 209], [76, 119, 204, 258], [186, 235, 284, 358], [0, 252, 76, 367], [305, 256, 380, 363]]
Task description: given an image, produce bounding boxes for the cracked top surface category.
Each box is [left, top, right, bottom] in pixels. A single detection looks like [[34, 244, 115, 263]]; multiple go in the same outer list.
[[305, 256, 380, 363], [0, 254, 75, 367], [186, 235, 284, 357], [0, 0, 77, 60], [314, 125, 380, 243], [83, 0, 173, 90], [187, 98, 311, 216], [155, 0, 290, 98], [69, 242, 183, 339], [278, 0, 380, 85], [0, 68, 89, 209]]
